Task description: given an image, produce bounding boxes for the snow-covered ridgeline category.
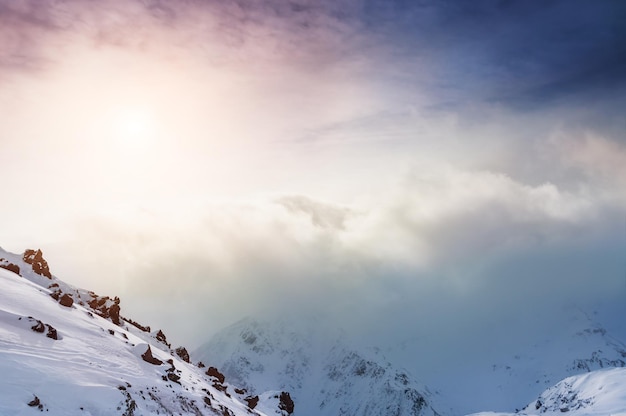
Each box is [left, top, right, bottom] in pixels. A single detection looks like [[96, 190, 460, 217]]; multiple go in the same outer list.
[[0, 246, 294, 415]]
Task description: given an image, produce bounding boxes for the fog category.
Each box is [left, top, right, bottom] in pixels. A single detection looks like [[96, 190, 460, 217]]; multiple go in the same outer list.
[[1, 2, 625, 405]]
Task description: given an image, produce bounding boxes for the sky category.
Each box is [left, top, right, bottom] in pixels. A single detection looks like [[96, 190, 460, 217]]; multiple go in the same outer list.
[[1, 0, 626, 384]]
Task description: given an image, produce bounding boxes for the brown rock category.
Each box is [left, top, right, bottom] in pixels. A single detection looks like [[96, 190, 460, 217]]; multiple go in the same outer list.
[[109, 303, 120, 325], [141, 345, 163, 365], [206, 366, 225, 384], [46, 324, 59, 340], [244, 395, 259, 410], [59, 293, 73, 307], [175, 346, 190, 363], [0, 261, 20, 275], [23, 249, 52, 278], [279, 392, 294, 415], [31, 320, 45, 333], [156, 329, 170, 347]]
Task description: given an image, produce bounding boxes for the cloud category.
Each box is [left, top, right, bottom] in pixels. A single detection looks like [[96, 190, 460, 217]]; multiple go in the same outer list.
[[275, 195, 356, 230], [47, 153, 624, 348], [554, 133, 626, 190], [1, 0, 624, 381]]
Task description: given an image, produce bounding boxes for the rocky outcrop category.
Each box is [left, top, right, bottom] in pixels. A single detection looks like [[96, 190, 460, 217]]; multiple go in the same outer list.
[[22, 249, 51, 278], [0, 258, 20, 275], [108, 303, 120, 325], [141, 345, 163, 365], [245, 395, 259, 410], [206, 366, 226, 384], [123, 317, 150, 332], [570, 350, 626, 372], [175, 346, 190, 363], [165, 359, 182, 384], [59, 293, 73, 308], [27, 395, 44, 411], [87, 294, 121, 325], [156, 329, 170, 348], [279, 391, 294, 415], [28, 317, 59, 340]]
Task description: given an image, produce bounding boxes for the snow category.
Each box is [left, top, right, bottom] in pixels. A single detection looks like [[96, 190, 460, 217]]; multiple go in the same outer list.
[[196, 315, 626, 416], [3, 244, 626, 415], [470, 368, 626, 416], [194, 317, 442, 416], [0, 247, 286, 416]]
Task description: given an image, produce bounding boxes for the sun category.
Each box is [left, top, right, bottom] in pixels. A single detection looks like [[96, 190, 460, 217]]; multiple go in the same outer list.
[[112, 108, 156, 148]]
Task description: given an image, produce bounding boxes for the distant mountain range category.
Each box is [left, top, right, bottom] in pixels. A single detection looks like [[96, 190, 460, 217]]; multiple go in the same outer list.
[[1, 245, 625, 415], [194, 317, 442, 416], [195, 313, 626, 415]]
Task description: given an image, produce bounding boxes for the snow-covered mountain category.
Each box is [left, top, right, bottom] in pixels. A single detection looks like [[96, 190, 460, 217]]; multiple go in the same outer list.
[[195, 314, 626, 416], [0, 246, 294, 416], [194, 317, 443, 416], [384, 308, 626, 414], [471, 367, 626, 416], [3, 244, 626, 416]]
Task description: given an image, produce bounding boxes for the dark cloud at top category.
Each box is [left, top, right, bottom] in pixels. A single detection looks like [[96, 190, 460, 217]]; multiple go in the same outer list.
[[1, 4, 625, 411], [355, 0, 626, 107], [2, 0, 623, 110]]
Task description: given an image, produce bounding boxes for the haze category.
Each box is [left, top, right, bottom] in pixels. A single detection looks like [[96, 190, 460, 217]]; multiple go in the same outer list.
[[1, 0, 625, 398]]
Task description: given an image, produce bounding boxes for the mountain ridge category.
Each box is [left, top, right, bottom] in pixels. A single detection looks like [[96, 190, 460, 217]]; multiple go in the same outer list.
[[194, 316, 444, 416], [0, 246, 294, 416]]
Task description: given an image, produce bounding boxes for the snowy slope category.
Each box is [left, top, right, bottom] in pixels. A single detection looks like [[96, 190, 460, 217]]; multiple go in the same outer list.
[[387, 309, 626, 414], [195, 313, 626, 416], [194, 318, 443, 416], [471, 367, 626, 416], [0, 247, 292, 416]]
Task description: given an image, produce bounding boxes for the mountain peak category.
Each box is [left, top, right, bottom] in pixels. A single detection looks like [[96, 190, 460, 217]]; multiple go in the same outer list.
[[195, 316, 442, 416]]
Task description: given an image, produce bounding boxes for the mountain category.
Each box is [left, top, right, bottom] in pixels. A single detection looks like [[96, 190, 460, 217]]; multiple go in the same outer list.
[[194, 317, 443, 416], [470, 367, 626, 416], [0, 247, 293, 416], [195, 313, 626, 416], [3, 244, 626, 415], [386, 309, 626, 414]]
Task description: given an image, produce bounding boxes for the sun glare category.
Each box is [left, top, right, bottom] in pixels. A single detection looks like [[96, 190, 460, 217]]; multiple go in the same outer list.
[[112, 108, 155, 148]]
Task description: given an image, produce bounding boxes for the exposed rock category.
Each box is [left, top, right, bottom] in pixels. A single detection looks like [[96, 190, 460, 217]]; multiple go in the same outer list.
[[123, 317, 150, 332], [87, 294, 122, 325], [28, 395, 43, 410], [109, 303, 121, 325], [175, 346, 190, 363], [46, 325, 59, 340], [167, 372, 181, 383], [0, 259, 20, 275], [29, 318, 59, 340], [279, 391, 294, 415], [165, 358, 176, 372], [141, 345, 163, 365], [197, 361, 206, 368], [59, 293, 73, 307], [213, 383, 228, 394], [156, 329, 171, 348], [31, 320, 45, 333], [244, 395, 259, 410], [206, 366, 225, 384], [22, 249, 51, 278]]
